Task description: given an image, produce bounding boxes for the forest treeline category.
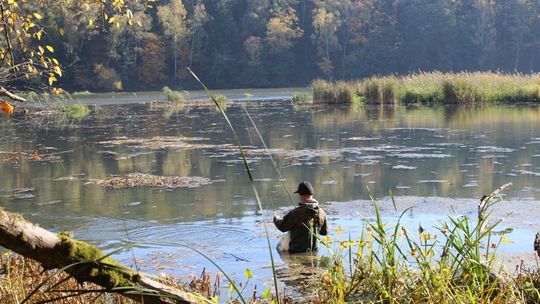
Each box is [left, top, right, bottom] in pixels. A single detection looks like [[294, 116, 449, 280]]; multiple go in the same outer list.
[[29, 0, 540, 91]]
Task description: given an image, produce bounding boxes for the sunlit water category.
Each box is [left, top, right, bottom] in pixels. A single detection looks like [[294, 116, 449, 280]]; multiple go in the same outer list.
[[2, 91, 540, 296]]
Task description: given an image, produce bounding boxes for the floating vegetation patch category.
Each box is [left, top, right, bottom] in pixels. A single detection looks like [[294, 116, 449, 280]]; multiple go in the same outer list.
[[392, 165, 417, 170], [476, 146, 516, 153], [0, 150, 64, 164], [520, 170, 540, 177], [99, 136, 233, 150], [387, 152, 452, 159], [417, 179, 449, 183], [99, 173, 212, 189], [343, 136, 382, 141], [11, 187, 36, 199]]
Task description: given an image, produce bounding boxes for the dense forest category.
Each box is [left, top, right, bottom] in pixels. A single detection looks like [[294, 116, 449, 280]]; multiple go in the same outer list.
[[22, 0, 540, 91]]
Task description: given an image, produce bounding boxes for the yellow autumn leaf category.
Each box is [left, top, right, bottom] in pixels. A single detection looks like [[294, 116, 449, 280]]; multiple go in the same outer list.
[[33, 13, 42, 20], [36, 29, 43, 40], [45, 45, 54, 53], [48, 76, 57, 86], [500, 235, 513, 244], [53, 66, 62, 77], [58, 28, 65, 36]]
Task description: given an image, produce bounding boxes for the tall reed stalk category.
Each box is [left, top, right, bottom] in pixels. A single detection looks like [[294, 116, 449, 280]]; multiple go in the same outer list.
[[187, 67, 281, 303]]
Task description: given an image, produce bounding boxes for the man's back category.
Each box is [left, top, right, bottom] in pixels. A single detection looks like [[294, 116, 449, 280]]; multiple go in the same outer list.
[[274, 199, 328, 253]]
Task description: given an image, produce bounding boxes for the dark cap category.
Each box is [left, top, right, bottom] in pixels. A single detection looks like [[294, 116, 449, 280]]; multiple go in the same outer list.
[[294, 181, 314, 195]]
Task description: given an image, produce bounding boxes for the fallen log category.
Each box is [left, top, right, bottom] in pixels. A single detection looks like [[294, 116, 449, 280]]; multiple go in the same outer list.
[[0, 207, 201, 304]]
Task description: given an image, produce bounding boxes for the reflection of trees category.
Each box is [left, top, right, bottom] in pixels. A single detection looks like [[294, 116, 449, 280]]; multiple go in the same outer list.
[[2, 103, 540, 225]]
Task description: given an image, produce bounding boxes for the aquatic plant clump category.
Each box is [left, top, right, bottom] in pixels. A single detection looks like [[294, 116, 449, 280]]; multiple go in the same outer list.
[[60, 103, 91, 119], [313, 72, 540, 104], [99, 136, 232, 150], [311, 183, 540, 303], [101, 173, 212, 189], [162, 86, 187, 104], [291, 92, 312, 104]]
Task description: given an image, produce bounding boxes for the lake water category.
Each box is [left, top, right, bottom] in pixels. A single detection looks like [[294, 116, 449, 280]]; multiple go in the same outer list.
[[2, 90, 540, 296]]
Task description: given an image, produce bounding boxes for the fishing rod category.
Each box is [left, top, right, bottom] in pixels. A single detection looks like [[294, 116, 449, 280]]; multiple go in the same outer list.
[[242, 105, 296, 208], [187, 67, 281, 303]]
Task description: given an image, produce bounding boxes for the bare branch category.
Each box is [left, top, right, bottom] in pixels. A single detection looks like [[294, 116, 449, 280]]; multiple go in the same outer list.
[[0, 86, 27, 102]]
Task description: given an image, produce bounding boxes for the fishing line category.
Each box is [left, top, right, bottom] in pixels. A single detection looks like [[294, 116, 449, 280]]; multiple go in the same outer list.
[[240, 104, 267, 182], [241, 105, 296, 207], [187, 67, 281, 303]]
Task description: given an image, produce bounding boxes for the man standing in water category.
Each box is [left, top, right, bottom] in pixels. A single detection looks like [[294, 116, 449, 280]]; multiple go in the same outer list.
[[273, 181, 329, 253]]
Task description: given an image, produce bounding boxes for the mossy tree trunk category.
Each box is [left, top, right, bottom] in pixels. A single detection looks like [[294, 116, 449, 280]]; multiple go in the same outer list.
[[0, 207, 199, 304]]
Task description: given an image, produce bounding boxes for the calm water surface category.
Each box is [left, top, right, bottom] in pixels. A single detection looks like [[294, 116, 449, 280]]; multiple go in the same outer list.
[[2, 92, 540, 294]]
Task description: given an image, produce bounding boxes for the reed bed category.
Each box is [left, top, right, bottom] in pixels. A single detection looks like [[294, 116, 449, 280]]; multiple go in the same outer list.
[[312, 72, 540, 104], [311, 183, 540, 304]]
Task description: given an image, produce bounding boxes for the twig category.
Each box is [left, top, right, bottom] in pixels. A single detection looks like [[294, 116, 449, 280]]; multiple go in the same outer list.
[[0, 86, 27, 102]]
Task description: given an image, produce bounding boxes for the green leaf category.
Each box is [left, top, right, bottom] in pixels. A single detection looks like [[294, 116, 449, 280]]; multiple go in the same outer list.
[[262, 289, 271, 299]]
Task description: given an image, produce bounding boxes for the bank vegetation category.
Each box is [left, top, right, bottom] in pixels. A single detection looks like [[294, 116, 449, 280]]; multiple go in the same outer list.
[[312, 72, 540, 104], [4, 183, 540, 303]]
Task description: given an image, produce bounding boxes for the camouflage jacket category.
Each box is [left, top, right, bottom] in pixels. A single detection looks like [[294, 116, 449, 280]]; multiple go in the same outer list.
[[273, 199, 328, 253]]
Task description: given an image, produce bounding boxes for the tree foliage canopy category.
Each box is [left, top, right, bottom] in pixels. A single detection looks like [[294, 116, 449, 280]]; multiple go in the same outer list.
[[2, 0, 540, 94]]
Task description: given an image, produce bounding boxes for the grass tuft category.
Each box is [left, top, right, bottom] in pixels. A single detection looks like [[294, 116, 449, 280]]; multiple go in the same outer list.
[[60, 104, 90, 119], [162, 86, 187, 104], [291, 92, 311, 104]]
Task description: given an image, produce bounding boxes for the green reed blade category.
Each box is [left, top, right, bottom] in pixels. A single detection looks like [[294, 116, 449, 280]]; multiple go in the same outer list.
[[242, 105, 296, 207], [187, 67, 281, 304]]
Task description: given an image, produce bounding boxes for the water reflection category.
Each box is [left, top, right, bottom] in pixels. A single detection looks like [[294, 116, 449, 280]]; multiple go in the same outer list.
[[2, 101, 540, 290], [3, 102, 540, 219]]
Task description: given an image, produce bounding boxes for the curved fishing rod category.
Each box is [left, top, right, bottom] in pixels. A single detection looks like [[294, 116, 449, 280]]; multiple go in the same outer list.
[[242, 105, 296, 208]]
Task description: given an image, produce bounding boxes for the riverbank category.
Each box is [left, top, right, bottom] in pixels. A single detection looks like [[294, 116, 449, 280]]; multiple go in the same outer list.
[[3, 189, 540, 304], [312, 72, 540, 104]]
